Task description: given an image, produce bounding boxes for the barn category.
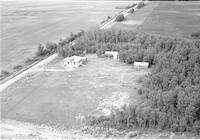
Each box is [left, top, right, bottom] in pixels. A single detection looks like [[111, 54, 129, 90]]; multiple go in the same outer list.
[[105, 51, 119, 59], [133, 61, 149, 69]]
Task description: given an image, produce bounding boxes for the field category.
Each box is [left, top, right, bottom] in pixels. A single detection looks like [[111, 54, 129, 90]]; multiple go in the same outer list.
[[114, 1, 200, 38], [1, 55, 149, 129], [0, 0, 133, 71]]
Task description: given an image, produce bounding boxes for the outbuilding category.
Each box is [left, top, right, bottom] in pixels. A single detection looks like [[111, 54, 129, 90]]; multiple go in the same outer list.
[[64, 56, 87, 68], [133, 61, 149, 69], [105, 51, 119, 59]]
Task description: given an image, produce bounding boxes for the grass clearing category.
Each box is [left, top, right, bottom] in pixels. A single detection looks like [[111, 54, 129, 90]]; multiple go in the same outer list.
[[1, 55, 149, 129]]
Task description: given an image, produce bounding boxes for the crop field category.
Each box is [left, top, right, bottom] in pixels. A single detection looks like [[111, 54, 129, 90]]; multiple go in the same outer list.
[[114, 1, 200, 38], [0, 0, 133, 71], [1, 55, 150, 129]]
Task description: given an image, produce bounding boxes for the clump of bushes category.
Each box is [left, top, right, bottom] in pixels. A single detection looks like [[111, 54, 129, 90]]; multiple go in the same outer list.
[[137, 89, 143, 95], [36, 42, 57, 57], [191, 31, 200, 39], [13, 65, 23, 71], [137, 2, 145, 8], [67, 31, 85, 43], [0, 70, 11, 77], [0, 70, 11, 80], [128, 8, 135, 13], [115, 14, 125, 22]]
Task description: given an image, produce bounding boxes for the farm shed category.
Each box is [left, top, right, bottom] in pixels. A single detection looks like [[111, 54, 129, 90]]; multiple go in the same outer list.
[[105, 51, 119, 59], [64, 56, 87, 68], [133, 61, 149, 69]]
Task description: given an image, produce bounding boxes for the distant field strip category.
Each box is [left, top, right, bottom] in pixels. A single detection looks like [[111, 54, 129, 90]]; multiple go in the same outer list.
[[100, 1, 142, 29], [113, 2, 158, 30]]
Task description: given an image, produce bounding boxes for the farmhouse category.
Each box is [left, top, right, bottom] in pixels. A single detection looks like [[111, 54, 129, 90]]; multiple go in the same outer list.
[[64, 56, 87, 68], [105, 51, 119, 59], [133, 61, 149, 69]]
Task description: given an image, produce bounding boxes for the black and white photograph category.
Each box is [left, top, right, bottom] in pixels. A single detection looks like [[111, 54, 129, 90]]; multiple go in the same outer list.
[[0, 0, 200, 139]]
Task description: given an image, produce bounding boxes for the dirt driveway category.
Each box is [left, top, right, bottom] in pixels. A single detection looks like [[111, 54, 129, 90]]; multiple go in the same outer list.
[[1, 55, 149, 129]]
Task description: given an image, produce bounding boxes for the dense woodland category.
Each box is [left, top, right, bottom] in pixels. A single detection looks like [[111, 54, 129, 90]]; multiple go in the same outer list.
[[57, 29, 200, 133]]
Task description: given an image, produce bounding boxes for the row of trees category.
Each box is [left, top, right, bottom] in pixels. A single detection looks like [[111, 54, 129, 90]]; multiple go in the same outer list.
[[36, 30, 85, 57]]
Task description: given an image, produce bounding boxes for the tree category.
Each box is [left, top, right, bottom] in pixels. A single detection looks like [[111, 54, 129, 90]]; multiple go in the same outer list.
[[36, 44, 45, 56], [115, 14, 125, 22]]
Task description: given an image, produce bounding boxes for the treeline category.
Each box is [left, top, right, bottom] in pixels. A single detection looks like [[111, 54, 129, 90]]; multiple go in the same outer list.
[[36, 30, 85, 57], [65, 29, 200, 134], [141, 39, 200, 132], [61, 29, 186, 66], [191, 31, 200, 39]]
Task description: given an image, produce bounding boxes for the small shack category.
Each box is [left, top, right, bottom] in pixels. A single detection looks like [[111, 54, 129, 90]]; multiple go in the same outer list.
[[105, 51, 119, 59], [133, 61, 149, 69], [64, 56, 87, 68]]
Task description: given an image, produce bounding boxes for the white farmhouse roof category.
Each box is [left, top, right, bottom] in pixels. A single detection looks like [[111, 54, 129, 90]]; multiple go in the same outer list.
[[64, 55, 87, 69], [64, 56, 83, 63], [105, 51, 118, 55]]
